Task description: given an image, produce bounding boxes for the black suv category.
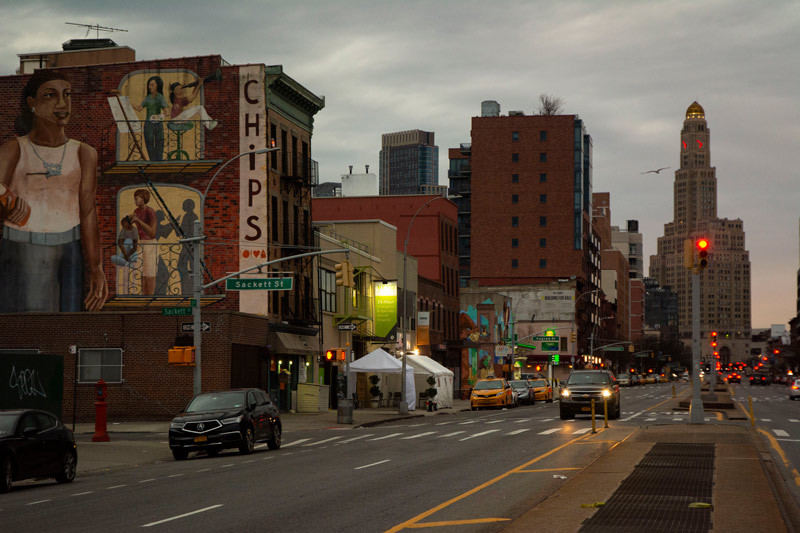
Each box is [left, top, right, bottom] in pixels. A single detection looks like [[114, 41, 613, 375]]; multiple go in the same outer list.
[[559, 370, 620, 420], [169, 388, 281, 460], [749, 373, 769, 386]]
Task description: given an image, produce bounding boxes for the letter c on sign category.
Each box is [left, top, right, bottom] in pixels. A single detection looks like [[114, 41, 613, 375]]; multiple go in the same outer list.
[[244, 79, 259, 104]]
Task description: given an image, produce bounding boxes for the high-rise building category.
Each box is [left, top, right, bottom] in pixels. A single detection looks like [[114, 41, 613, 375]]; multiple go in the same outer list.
[[379, 130, 438, 195], [649, 102, 751, 363]]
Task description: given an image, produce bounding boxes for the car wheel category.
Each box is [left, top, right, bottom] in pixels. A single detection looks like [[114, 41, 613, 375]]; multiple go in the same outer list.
[[239, 426, 255, 455], [54, 451, 77, 484], [172, 449, 189, 461], [268, 424, 282, 450], [546, 396, 553, 403], [206, 448, 221, 457], [471, 406, 476, 411], [612, 403, 621, 420], [0, 456, 12, 493]]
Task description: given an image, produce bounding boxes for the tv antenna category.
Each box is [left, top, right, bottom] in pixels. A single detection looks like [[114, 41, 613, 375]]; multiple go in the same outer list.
[[65, 22, 128, 39]]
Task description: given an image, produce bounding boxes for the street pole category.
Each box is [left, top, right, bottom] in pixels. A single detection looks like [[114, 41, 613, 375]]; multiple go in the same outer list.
[[192, 219, 203, 396], [690, 271, 705, 423]]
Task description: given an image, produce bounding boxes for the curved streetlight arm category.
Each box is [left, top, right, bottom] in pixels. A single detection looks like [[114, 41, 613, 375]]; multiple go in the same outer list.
[[203, 147, 280, 204]]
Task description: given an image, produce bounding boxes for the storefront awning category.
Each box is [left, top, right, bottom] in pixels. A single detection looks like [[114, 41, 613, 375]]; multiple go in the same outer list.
[[271, 332, 319, 356]]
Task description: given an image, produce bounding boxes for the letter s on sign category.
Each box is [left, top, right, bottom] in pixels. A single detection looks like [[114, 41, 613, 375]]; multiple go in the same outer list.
[[245, 215, 262, 241]]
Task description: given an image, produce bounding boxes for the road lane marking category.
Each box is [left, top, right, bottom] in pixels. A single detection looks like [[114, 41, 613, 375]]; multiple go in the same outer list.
[[460, 430, 500, 441], [486, 420, 505, 424], [195, 469, 211, 473], [401, 432, 437, 440], [107, 485, 127, 489], [72, 491, 93, 496], [757, 428, 800, 487], [673, 418, 684, 421], [645, 418, 656, 421], [355, 459, 391, 470], [571, 428, 592, 435], [538, 428, 561, 435], [303, 437, 343, 446], [773, 429, 790, 437], [762, 419, 772, 422], [139, 479, 156, 483], [438, 431, 466, 438], [282, 438, 311, 448], [435, 421, 454, 426], [167, 474, 184, 478], [409, 423, 428, 427], [790, 419, 799, 423], [141, 505, 224, 528], [777, 439, 800, 442], [507, 429, 531, 435], [458, 420, 478, 425], [516, 467, 582, 473], [339, 434, 374, 444], [369, 433, 404, 441], [540, 419, 555, 422], [513, 418, 532, 423], [221, 464, 234, 468], [26, 500, 50, 505]]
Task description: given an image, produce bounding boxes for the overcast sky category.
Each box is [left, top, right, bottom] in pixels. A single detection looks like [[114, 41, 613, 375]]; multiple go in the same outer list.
[[1, 0, 798, 329]]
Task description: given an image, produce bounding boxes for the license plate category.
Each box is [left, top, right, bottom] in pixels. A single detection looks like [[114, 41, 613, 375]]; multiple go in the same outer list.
[[194, 436, 207, 443], [581, 407, 592, 412]]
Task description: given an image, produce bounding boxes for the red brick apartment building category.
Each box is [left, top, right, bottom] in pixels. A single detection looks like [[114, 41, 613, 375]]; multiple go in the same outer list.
[[0, 41, 324, 420]]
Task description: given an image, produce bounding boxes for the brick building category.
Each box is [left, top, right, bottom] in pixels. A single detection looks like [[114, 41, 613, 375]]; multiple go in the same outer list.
[[0, 44, 324, 420]]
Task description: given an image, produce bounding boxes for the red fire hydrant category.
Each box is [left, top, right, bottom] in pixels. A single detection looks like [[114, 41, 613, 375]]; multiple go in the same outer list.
[[92, 379, 110, 442]]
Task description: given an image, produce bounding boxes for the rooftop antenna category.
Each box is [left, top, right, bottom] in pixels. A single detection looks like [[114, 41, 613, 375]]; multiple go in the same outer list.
[[65, 22, 128, 39]]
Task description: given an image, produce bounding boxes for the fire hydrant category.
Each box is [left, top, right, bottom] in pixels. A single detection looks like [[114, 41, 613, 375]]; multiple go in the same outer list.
[[92, 379, 110, 442]]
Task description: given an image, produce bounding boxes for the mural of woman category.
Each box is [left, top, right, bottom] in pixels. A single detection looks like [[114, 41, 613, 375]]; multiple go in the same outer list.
[[132, 76, 169, 161], [169, 79, 218, 130], [0, 70, 108, 312], [130, 189, 157, 294]]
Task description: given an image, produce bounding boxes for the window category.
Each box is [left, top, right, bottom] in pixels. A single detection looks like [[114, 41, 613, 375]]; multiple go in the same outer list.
[[512, 131, 519, 142], [512, 194, 519, 204], [539, 194, 547, 203], [320, 269, 336, 312], [539, 238, 546, 248], [512, 173, 519, 183], [539, 216, 547, 227], [540, 173, 547, 182], [540, 130, 547, 141], [511, 216, 519, 227], [539, 153, 547, 162], [512, 153, 519, 163], [540, 259, 547, 269], [78, 348, 123, 383], [511, 259, 519, 269], [512, 238, 519, 248]]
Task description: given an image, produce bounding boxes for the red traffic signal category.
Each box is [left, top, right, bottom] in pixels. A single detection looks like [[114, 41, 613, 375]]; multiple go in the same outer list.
[[696, 238, 710, 269]]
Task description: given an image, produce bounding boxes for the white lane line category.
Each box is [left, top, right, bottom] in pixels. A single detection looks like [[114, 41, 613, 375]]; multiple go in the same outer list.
[[572, 428, 592, 435], [243, 460, 255, 464], [460, 429, 500, 441], [645, 418, 657, 422], [540, 419, 555, 422], [107, 485, 127, 489], [72, 491, 93, 496], [439, 431, 466, 438], [195, 468, 211, 473], [435, 421, 454, 426], [458, 420, 478, 425], [777, 439, 800, 442], [790, 419, 800, 423], [139, 479, 156, 483], [620, 410, 644, 422], [339, 434, 374, 444], [507, 429, 531, 435], [369, 433, 404, 441], [513, 418, 533, 423], [762, 419, 773, 422], [282, 438, 311, 448], [254, 444, 267, 450], [673, 418, 684, 421], [408, 423, 428, 427], [538, 428, 562, 435], [168, 474, 184, 478], [303, 437, 343, 447], [141, 505, 224, 528], [26, 500, 50, 506], [220, 464, 234, 468], [773, 429, 790, 437], [401, 432, 437, 440], [486, 420, 505, 424], [355, 459, 391, 470]]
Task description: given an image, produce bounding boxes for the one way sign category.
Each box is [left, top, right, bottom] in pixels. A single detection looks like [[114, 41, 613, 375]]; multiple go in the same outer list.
[[182, 322, 211, 332]]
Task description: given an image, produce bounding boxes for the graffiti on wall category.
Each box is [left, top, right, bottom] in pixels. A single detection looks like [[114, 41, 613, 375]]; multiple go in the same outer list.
[[458, 297, 510, 388]]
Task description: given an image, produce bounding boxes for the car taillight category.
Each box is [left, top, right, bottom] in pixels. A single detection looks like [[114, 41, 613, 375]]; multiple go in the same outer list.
[[792, 385, 799, 390]]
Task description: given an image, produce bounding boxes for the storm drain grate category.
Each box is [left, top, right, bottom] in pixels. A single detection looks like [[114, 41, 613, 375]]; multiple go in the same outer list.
[[580, 443, 714, 532]]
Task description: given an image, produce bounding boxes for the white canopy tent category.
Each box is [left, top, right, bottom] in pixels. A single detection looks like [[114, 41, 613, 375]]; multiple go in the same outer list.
[[406, 355, 455, 409], [348, 348, 420, 410]]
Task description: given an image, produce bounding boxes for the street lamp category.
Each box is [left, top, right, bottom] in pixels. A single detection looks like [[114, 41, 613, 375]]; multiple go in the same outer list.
[[399, 194, 459, 414], [186, 146, 280, 397]]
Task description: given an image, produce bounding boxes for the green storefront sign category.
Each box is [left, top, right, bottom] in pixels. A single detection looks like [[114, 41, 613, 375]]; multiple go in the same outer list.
[[374, 282, 398, 340]]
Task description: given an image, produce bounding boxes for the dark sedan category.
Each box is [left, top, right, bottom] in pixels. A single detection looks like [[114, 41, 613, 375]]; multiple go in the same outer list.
[[1, 409, 77, 493], [169, 388, 282, 461]]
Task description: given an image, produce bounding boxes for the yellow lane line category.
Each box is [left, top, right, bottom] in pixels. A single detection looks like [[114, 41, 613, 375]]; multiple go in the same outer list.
[[408, 518, 510, 528], [516, 467, 582, 473], [756, 427, 800, 487], [385, 431, 607, 532]]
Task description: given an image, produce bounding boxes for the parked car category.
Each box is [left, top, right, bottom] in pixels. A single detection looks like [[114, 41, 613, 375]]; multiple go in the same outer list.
[[790, 379, 800, 401], [169, 388, 282, 461], [470, 378, 515, 410], [559, 370, 620, 420], [728, 372, 742, 384], [0, 409, 77, 493], [630, 374, 642, 386], [527, 378, 554, 403], [617, 373, 632, 387], [508, 380, 534, 405], [750, 373, 769, 386]]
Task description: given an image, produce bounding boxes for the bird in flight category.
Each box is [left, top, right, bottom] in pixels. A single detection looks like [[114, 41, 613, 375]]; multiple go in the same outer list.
[[641, 167, 670, 175]]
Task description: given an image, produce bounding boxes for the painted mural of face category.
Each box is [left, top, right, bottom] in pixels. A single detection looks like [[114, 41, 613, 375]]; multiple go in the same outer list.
[[27, 79, 72, 130], [148, 79, 158, 94]]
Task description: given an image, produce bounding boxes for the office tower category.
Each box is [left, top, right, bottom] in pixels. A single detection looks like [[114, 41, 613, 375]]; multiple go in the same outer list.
[[379, 130, 439, 195]]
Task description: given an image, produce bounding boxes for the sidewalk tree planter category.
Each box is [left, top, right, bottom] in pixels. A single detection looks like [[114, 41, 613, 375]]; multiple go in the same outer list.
[[425, 376, 438, 412], [369, 375, 381, 408]]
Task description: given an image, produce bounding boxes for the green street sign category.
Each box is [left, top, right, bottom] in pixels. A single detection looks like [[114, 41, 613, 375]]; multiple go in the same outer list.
[[225, 278, 293, 291], [602, 346, 624, 351], [531, 336, 556, 341], [542, 341, 559, 351], [163, 307, 192, 316]]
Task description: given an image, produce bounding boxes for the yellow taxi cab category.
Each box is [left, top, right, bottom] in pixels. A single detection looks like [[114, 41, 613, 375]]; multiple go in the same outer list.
[[527, 378, 553, 403], [470, 378, 514, 410]]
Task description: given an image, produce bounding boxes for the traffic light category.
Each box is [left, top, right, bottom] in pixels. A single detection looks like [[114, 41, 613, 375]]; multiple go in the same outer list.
[[570, 331, 576, 342], [696, 238, 709, 269], [325, 349, 335, 361], [335, 263, 345, 286], [683, 239, 695, 269], [345, 260, 355, 287]]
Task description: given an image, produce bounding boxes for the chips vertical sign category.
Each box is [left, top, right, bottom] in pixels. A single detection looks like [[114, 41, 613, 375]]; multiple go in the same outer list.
[[374, 281, 397, 341]]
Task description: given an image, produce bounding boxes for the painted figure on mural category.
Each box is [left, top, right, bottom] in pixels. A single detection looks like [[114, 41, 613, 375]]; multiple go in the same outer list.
[[0, 70, 108, 312], [176, 198, 198, 295], [130, 189, 157, 294], [132, 76, 169, 161], [110, 216, 138, 267], [169, 80, 218, 130]]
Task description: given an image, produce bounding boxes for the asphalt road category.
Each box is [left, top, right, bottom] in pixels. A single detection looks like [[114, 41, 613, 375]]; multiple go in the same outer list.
[[0, 383, 697, 532]]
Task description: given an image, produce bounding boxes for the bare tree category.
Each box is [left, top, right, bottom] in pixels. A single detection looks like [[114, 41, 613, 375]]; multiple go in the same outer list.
[[537, 94, 565, 115]]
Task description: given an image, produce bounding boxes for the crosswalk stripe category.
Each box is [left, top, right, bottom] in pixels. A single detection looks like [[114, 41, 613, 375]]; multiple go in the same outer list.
[[673, 418, 683, 421], [762, 419, 772, 422], [507, 429, 531, 435], [790, 419, 800, 423], [458, 420, 478, 425], [538, 428, 561, 435], [401, 432, 437, 440], [438, 431, 466, 438], [340, 434, 373, 444], [572, 428, 592, 435], [486, 420, 505, 424], [645, 418, 656, 421], [460, 429, 500, 441], [369, 433, 404, 441], [773, 429, 790, 437], [282, 438, 311, 448], [303, 436, 343, 447]]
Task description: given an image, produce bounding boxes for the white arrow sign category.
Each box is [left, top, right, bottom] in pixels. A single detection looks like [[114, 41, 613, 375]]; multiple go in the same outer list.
[[182, 322, 211, 332], [337, 323, 357, 331]]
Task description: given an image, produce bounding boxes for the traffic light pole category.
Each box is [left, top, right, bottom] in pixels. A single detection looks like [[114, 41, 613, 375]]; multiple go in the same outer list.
[[690, 270, 705, 423]]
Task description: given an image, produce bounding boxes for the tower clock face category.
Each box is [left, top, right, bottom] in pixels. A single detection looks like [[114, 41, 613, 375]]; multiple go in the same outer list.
[[682, 140, 687, 150], [696, 139, 704, 148]]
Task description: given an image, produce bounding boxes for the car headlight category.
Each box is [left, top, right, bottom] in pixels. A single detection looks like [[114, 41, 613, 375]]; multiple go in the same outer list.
[[221, 415, 243, 425], [561, 388, 570, 398], [602, 389, 611, 398], [170, 421, 184, 429]]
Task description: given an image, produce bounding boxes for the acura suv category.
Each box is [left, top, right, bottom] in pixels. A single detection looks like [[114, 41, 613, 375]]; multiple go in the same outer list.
[[559, 370, 620, 420], [169, 388, 281, 460]]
